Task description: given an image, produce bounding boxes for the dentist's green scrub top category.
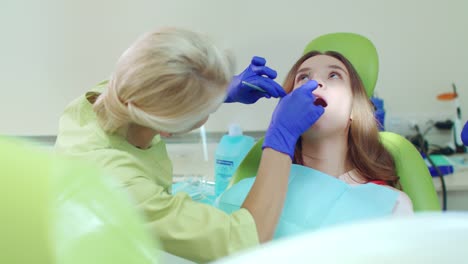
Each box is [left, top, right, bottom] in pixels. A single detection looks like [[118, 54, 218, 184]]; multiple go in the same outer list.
[[55, 83, 259, 263]]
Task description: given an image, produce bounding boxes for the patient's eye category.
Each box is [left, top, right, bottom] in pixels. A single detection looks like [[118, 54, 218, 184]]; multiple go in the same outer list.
[[329, 72, 342, 79], [296, 73, 310, 84]]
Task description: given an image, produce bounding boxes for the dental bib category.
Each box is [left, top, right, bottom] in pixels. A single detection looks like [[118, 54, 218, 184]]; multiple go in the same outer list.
[[217, 164, 399, 239]]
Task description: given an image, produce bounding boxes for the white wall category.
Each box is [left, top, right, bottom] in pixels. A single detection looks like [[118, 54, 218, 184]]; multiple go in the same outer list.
[[1, 0, 467, 135]]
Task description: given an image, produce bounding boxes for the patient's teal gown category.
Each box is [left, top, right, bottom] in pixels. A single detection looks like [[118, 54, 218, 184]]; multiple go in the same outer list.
[[217, 164, 398, 239]]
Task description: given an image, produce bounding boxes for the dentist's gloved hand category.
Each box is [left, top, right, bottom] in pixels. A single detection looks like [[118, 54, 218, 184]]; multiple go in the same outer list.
[[462, 121, 468, 146], [225, 56, 286, 104], [263, 80, 325, 160]]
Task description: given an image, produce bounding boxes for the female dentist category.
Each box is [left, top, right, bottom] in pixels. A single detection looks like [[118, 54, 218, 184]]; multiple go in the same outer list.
[[55, 27, 322, 263]]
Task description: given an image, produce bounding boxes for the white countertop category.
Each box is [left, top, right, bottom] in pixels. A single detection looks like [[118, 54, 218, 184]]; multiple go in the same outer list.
[[432, 154, 468, 192], [433, 169, 468, 192]]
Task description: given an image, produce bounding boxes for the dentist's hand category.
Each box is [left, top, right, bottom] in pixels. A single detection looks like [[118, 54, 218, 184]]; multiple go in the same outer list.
[[225, 56, 286, 104], [263, 80, 325, 160]]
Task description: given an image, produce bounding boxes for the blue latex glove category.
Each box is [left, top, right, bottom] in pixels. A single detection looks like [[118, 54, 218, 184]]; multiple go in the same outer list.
[[263, 80, 325, 159], [462, 121, 468, 146], [225, 56, 286, 104]]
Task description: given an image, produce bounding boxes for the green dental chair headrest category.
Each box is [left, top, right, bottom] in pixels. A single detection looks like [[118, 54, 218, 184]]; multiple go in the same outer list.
[[303, 32, 379, 97]]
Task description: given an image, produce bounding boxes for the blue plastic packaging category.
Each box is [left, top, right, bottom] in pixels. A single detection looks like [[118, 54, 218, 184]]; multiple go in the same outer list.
[[172, 177, 216, 205], [424, 154, 454, 177], [371, 96, 385, 131], [215, 124, 255, 196]]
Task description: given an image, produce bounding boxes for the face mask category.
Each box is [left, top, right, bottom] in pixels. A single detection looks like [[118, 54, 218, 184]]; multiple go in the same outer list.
[[216, 164, 398, 239]]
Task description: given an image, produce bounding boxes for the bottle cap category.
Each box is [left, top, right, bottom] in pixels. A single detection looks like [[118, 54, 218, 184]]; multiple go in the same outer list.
[[228, 123, 243, 136]]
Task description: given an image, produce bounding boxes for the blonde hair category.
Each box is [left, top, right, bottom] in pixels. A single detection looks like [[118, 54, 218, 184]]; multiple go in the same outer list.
[[93, 28, 235, 133], [284, 51, 399, 187]]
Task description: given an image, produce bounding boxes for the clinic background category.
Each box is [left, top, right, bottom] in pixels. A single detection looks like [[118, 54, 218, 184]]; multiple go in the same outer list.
[[1, 0, 467, 137]]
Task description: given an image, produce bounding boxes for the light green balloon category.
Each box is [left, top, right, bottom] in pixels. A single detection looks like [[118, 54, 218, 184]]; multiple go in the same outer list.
[[303, 32, 379, 98], [0, 138, 160, 264], [1, 139, 53, 264]]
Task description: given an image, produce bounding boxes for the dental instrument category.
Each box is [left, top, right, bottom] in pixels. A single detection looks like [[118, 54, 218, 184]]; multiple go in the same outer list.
[[241, 81, 267, 93]]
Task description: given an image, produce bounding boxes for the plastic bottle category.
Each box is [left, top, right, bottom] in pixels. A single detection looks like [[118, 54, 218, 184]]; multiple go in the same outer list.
[[371, 96, 385, 131], [214, 124, 255, 196]]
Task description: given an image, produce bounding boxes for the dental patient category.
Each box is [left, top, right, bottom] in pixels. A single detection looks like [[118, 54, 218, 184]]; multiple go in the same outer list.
[[217, 33, 413, 239]]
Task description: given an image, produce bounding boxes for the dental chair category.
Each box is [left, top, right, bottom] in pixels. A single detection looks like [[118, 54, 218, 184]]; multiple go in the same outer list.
[[229, 33, 440, 212]]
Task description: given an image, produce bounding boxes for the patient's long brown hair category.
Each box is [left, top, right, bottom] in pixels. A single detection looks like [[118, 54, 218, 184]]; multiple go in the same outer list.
[[283, 51, 399, 187]]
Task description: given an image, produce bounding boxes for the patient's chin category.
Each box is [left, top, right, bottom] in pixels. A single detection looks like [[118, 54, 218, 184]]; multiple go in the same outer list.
[[302, 117, 350, 140], [301, 125, 322, 140]]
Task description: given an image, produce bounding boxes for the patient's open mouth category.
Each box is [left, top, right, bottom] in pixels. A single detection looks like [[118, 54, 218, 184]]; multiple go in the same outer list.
[[314, 97, 328, 107]]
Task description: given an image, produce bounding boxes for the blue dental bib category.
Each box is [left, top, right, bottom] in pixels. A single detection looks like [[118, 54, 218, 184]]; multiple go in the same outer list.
[[217, 164, 399, 239]]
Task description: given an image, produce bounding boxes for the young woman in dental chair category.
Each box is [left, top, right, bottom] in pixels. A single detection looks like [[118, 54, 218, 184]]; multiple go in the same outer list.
[[281, 50, 414, 212], [217, 33, 414, 239]]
